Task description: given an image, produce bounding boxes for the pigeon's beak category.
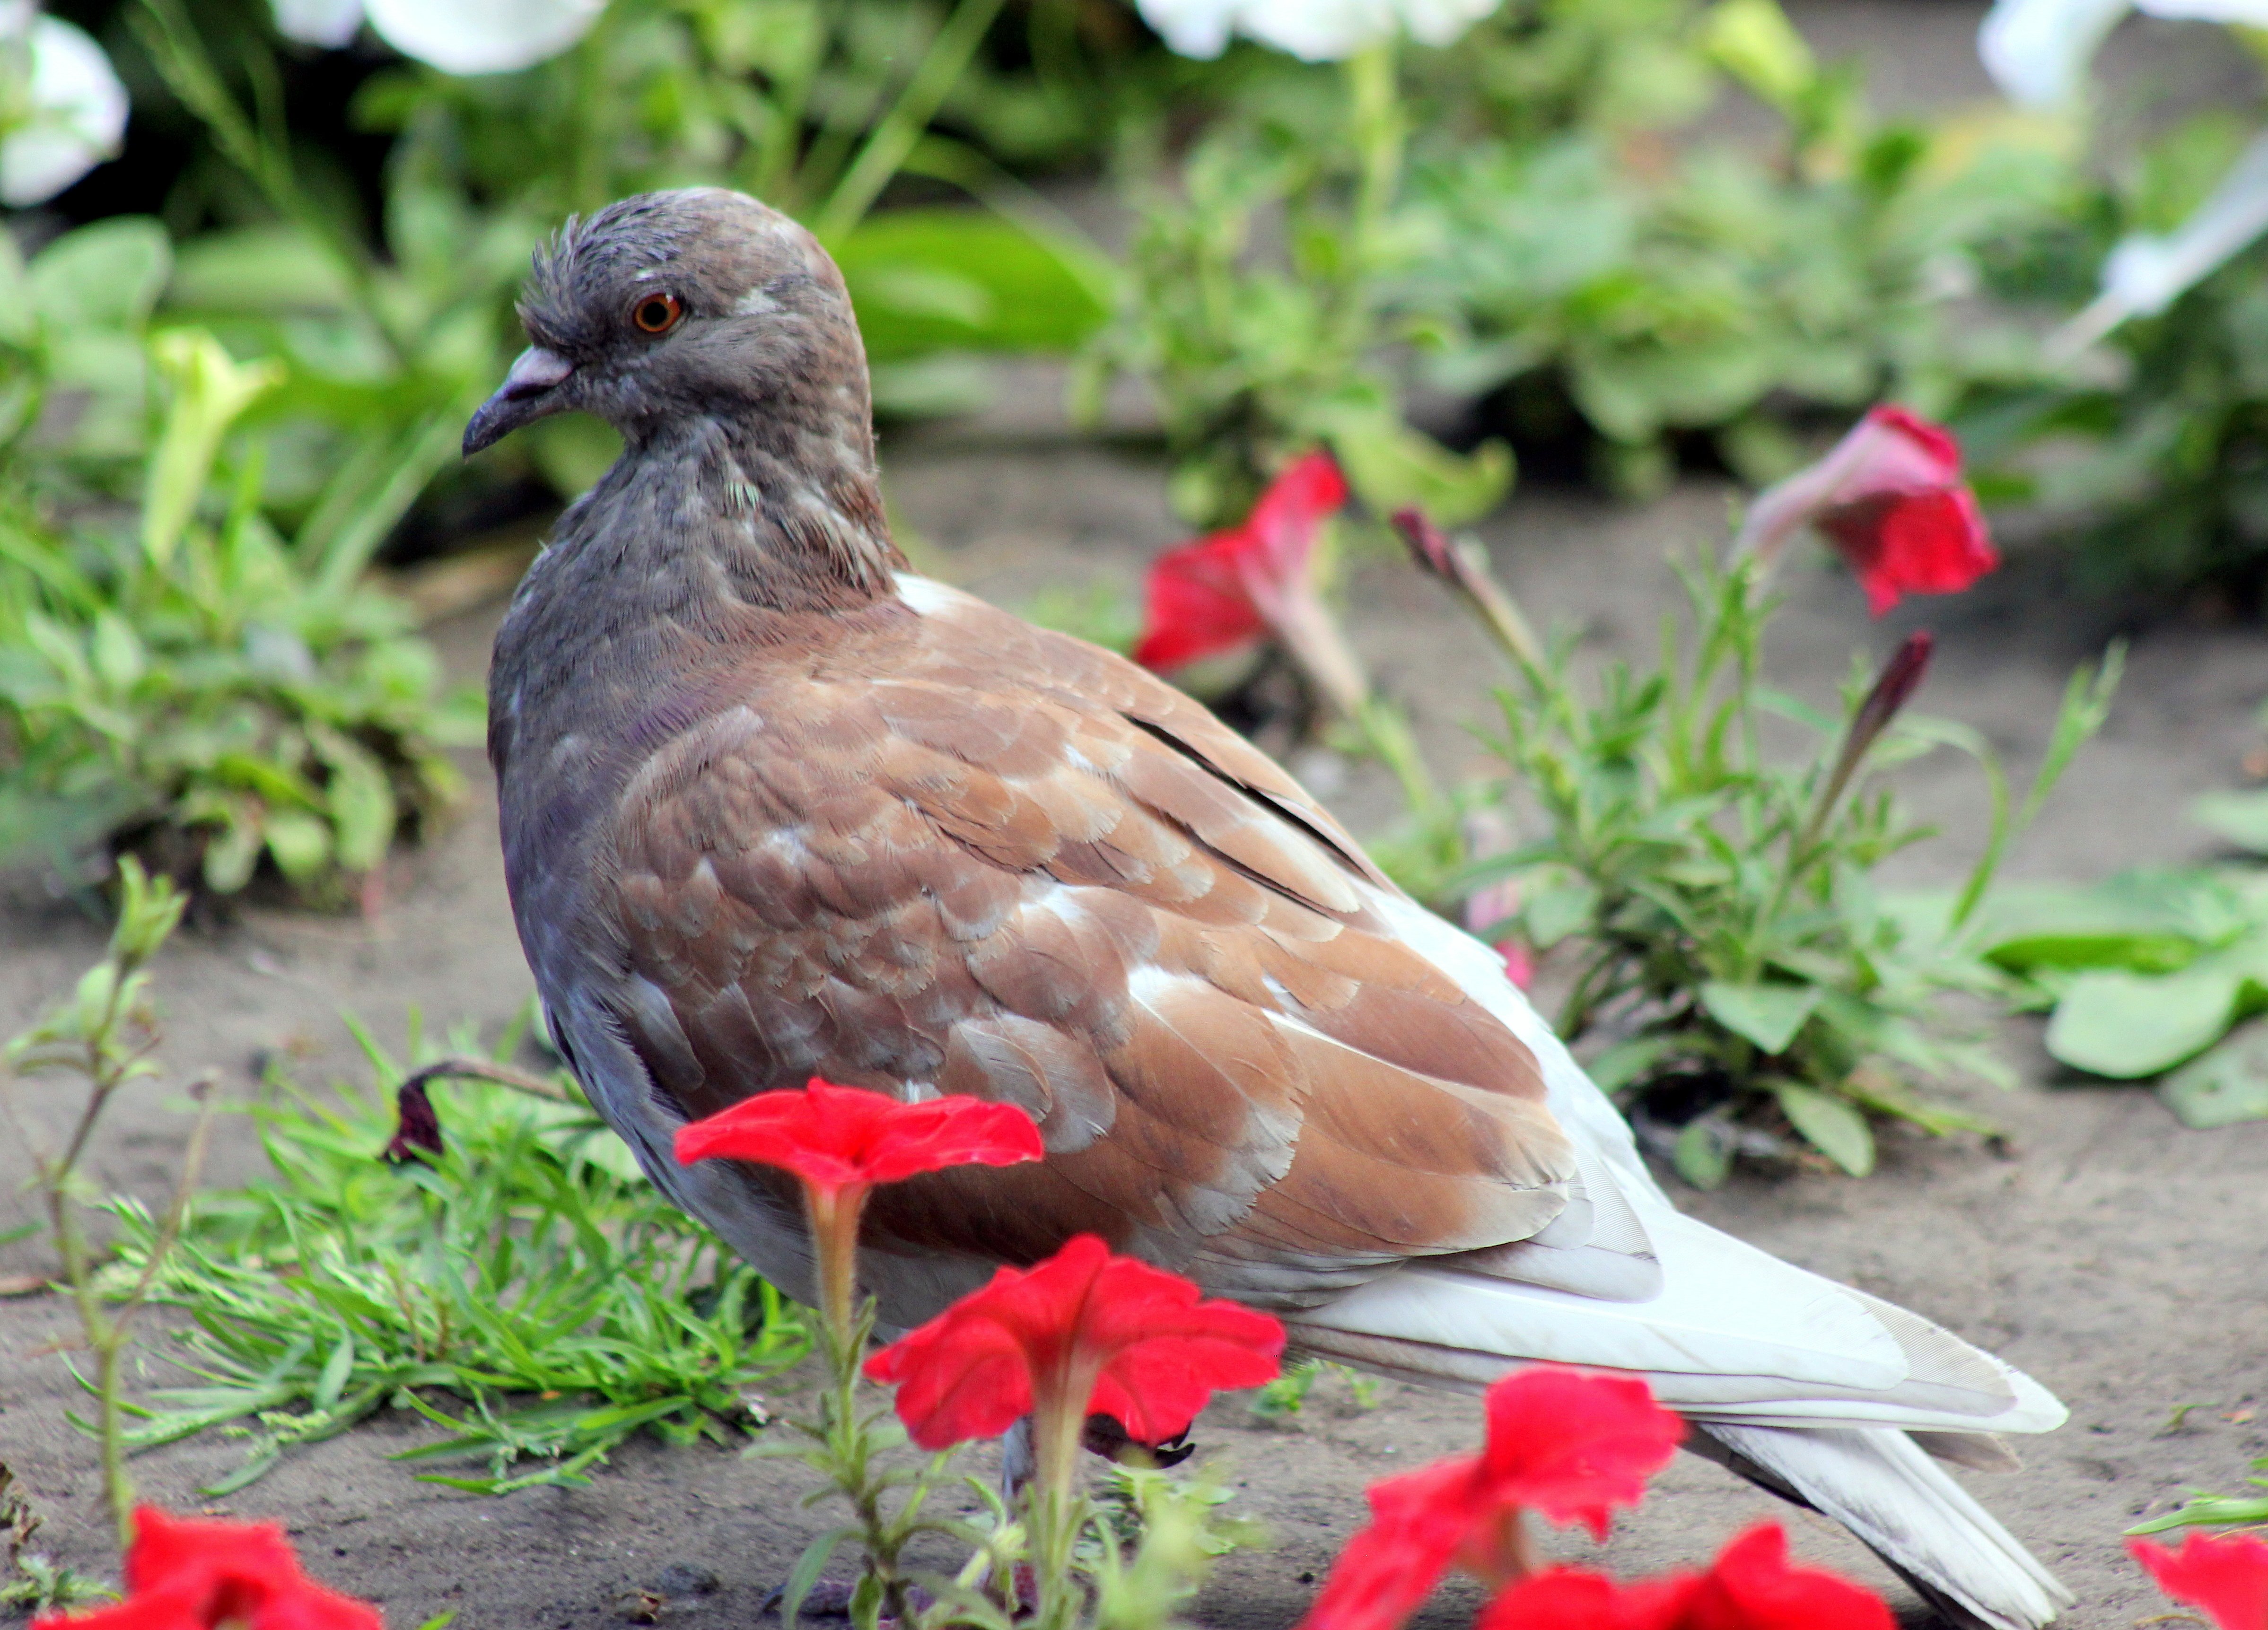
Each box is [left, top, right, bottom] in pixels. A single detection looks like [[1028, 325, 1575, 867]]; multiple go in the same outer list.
[[463, 346, 576, 456]]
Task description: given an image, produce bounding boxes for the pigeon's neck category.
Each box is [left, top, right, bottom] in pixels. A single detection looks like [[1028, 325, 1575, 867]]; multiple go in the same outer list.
[[587, 407, 906, 617]]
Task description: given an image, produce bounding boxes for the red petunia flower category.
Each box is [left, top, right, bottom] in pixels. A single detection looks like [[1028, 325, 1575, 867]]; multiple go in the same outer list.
[[1476, 1565, 1694, 1630], [864, 1234, 1283, 1473], [1477, 1367, 1689, 1539], [1677, 1523, 1895, 1630], [1470, 1524, 1893, 1630], [1296, 1368, 1685, 1630], [2129, 1530, 2268, 1630], [1735, 406, 1998, 617], [673, 1077, 1043, 1202], [675, 1077, 1044, 1341], [1133, 452, 1369, 716], [34, 1507, 383, 1630], [1135, 451, 1346, 671]]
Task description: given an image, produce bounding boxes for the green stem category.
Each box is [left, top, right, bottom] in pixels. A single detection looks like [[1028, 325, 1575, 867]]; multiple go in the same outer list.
[[1360, 697, 1443, 825], [814, 0, 1009, 240], [807, 1185, 866, 1356], [130, 0, 409, 366], [1339, 42, 1401, 353], [1027, 1367, 1095, 1630]]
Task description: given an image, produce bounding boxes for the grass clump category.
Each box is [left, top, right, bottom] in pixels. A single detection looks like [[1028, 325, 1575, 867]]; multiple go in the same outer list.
[[103, 1016, 806, 1496]]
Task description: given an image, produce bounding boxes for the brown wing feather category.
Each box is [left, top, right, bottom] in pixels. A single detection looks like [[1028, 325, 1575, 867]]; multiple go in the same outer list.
[[600, 584, 1574, 1315]]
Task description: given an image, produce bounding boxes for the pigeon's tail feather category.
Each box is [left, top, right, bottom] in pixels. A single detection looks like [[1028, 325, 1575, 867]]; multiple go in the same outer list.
[[1693, 1422, 2074, 1630]]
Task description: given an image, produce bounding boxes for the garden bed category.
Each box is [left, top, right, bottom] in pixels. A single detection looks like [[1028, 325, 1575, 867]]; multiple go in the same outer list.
[[1, 439, 2262, 1630]]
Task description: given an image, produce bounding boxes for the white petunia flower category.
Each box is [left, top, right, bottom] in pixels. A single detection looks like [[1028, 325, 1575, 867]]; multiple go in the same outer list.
[[2134, 0, 2268, 23], [1977, 0, 2130, 105], [0, 10, 128, 208], [1134, 0, 1501, 60], [2052, 134, 2268, 354], [268, 0, 604, 74], [271, 0, 364, 49], [1979, 0, 2268, 106]]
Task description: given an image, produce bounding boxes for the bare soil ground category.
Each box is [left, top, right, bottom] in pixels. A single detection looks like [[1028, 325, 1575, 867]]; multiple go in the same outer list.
[[1, 430, 2262, 1630]]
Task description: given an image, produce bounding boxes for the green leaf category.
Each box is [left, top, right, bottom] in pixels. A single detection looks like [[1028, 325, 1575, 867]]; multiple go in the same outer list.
[[2156, 1023, 2268, 1129], [30, 217, 173, 332], [263, 808, 333, 883], [1523, 876, 1602, 948], [1699, 980, 1821, 1055], [165, 225, 354, 314], [1772, 1083, 1876, 1176], [832, 210, 1109, 364], [88, 611, 147, 694], [779, 1527, 861, 1629], [201, 814, 262, 895], [1587, 1034, 1680, 1094], [2044, 959, 2252, 1079], [312, 1333, 356, 1412], [1702, 0, 1816, 110], [314, 732, 397, 873], [1324, 410, 1515, 528], [1973, 872, 2245, 974], [1673, 1119, 1731, 1190], [2191, 788, 2268, 854]]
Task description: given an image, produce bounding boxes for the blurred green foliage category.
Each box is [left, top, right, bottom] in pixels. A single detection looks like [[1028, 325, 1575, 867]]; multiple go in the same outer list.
[[0, 218, 477, 898], [1961, 104, 2268, 601], [1084, 0, 2077, 528]]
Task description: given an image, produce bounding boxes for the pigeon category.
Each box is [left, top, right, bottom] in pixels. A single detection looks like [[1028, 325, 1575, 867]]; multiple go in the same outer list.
[[468, 188, 2072, 1630]]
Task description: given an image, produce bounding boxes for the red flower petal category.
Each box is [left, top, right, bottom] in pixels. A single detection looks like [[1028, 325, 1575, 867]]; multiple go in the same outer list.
[[864, 1234, 1284, 1449], [1299, 1370, 1683, 1630], [1240, 450, 1349, 592], [1134, 534, 1269, 670], [121, 1508, 304, 1598], [1738, 406, 1997, 616], [1134, 451, 1347, 672], [36, 1508, 384, 1630], [2129, 1530, 2268, 1630], [1478, 1367, 1685, 1541], [1295, 1458, 1479, 1630], [1818, 488, 1998, 618], [673, 1077, 1044, 1200], [1476, 1566, 1698, 1630], [1679, 1524, 1896, 1630], [1863, 406, 1960, 472]]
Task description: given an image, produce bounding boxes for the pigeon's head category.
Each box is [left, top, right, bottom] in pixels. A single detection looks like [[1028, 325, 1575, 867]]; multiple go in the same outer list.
[[464, 188, 868, 457]]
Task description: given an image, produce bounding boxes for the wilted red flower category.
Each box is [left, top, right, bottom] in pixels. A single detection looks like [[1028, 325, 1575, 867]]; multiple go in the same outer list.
[[1297, 1368, 1684, 1630], [2129, 1530, 2268, 1630], [865, 1234, 1283, 1454], [34, 1507, 383, 1630], [1470, 1524, 1893, 1630], [674, 1077, 1043, 1201], [1735, 406, 1998, 617], [383, 1078, 445, 1163]]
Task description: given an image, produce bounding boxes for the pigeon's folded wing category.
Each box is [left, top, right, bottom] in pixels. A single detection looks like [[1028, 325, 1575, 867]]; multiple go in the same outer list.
[[593, 577, 1577, 1316]]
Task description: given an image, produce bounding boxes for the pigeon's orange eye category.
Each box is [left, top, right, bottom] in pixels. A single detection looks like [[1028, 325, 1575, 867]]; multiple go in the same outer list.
[[631, 293, 683, 334]]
